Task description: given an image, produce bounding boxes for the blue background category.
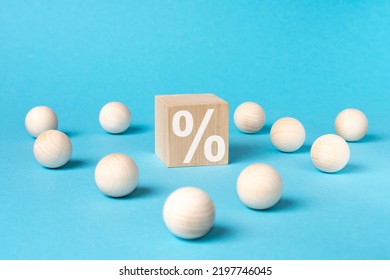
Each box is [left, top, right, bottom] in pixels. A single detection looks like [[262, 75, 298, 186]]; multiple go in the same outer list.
[[1, 1, 389, 260]]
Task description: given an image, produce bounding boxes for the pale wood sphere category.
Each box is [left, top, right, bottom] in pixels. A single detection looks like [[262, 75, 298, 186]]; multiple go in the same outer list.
[[33, 130, 72, 168], [163, 187, 215, 239], [94, 153, 139, 197], [310, 134, 350, 173], [270, 117, 306, 152], [335, 108, 368, 141], [237, 163, 283, 210], [99, 102, 131, 134], [234, 102, 266, 133], [25, 106, 58, 138]]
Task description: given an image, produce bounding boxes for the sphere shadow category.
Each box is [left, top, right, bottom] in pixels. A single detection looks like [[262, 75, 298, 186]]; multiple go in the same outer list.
[[258, 124, 271, 135], [232, 124, 271, 136], [120, 124, 150, 135], [114, 186, 156, 200], [61, 130, 83, 138], [334, 163, 366, 175], [60, 159, 95, 170], [292, 144, 311, 154], [182, 224, 233, 243], [257, 198, 302, 213], [354, 134, 383, 143]]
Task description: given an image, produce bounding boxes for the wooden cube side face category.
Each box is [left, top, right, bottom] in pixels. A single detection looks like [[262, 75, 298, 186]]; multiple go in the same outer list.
[[155, 97, 169, 165], [155, 94, 229, 167]]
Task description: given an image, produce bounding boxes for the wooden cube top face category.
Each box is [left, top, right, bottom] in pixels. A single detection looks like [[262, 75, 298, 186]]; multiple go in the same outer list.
[[156, 93, 228, 106], [155, 94, 229, 167]]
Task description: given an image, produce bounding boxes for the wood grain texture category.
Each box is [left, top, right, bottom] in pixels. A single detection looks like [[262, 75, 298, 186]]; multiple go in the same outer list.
[[310, 134, 350, 173], [237, 163, 283, 210], [33, 130, 72, 168], [163, 186, 215, 239], [99, 102, 131, 134], [155, 94, 229, 167], [25, 106, 58, 138], [335, 108, 368, 142], [234, 102, 265, 133], [94, 153, 138, 197], [270, 117, 306, 152]]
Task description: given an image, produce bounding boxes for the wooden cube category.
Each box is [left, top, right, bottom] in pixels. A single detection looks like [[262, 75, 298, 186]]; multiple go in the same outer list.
[[155, 94, 229, 167]]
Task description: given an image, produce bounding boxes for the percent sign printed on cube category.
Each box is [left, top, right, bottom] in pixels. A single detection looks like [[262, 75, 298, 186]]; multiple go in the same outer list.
[[155, 94, 229, 167]]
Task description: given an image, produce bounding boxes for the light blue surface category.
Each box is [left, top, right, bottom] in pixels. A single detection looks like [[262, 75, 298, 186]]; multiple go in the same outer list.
[[1, 1, 389, 260]]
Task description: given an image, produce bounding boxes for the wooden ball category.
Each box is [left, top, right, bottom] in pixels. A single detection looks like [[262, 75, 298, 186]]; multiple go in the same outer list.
[[335, 108, 368, 141], [99, 102, 131, 134], [234, 102, 266, 133], [270, 117, 306, 152], [310, 134, 350, 173], [94, 153, 138, 197], [237, 163, 283, 210], [25, 106, 58, 138], [33, 130, 72, 168], [163, 187, 215, 239]]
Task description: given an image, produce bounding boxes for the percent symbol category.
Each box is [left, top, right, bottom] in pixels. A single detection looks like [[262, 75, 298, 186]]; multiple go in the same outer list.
[[172, 109, 226, 164]]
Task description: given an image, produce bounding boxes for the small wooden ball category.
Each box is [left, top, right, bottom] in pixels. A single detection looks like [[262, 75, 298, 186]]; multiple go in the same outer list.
[[33, 130, 72, 168], [310, 134, 350, 173], [25, 106, 58, 138], [94, 153, 139, 197], [270, 117, 306, 152], [237, 163, 283, 210], [99, 102, 131, 134], [335, 108, 368, 141], [163, 187, 215, 239], [234, 102, 266, 133]]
